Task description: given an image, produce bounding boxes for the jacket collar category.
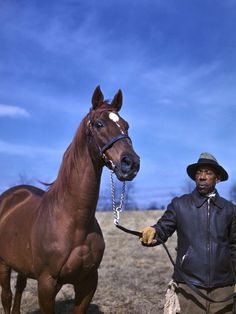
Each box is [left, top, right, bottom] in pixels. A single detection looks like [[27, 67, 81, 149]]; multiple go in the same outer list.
[[191, 188, 224, 209]]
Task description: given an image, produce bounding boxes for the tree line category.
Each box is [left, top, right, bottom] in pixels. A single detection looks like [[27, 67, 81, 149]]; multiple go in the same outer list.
[[6, 173, 236, 210]]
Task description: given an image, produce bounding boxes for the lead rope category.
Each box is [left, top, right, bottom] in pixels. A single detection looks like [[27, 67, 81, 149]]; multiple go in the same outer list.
[[109, 185, 236, 307], [109, 170, 126, 225]]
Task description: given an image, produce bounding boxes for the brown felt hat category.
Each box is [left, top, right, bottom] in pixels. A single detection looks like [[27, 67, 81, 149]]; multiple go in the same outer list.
[[186, 152, 228, 182]]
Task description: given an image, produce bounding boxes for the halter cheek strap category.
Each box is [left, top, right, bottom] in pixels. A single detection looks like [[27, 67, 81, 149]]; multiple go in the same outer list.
[[87, 109, 132, 158]]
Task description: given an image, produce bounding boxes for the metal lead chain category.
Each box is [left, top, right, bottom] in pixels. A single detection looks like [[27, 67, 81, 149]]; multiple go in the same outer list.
[[109, 170, 126, 225]]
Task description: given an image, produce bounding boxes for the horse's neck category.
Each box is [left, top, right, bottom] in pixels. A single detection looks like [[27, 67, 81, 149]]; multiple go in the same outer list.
[[47, 129, 103, 222], [67, 156, 102, 209]]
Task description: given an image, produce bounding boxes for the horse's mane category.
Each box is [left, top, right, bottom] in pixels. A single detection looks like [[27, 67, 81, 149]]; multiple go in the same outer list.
[[45, 113, 89, 202], [43, 102, 113, 204]]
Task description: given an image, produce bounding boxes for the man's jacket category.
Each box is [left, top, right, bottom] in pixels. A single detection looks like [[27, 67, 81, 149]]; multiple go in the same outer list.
[[154, 189, 236, 288]]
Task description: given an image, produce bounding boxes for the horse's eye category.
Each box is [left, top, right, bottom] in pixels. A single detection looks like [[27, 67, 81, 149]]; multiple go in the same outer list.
[[95, 120, 104, 129]]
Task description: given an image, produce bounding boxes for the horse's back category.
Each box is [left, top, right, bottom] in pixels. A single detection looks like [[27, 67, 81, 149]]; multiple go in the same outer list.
[[0, 185, 44, 217]]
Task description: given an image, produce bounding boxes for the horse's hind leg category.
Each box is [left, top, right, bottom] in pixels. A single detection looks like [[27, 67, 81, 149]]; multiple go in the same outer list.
[[11, 273, 27, 314], [0, 262, 12, 314], [74, 269, 98, 314]]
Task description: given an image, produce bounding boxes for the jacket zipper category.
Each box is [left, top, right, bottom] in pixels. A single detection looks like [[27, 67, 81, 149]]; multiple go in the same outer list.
[[207, 198, 211, 287]]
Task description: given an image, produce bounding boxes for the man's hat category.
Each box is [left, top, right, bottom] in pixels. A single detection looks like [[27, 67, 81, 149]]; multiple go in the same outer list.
[[186, 152, 228, 181]]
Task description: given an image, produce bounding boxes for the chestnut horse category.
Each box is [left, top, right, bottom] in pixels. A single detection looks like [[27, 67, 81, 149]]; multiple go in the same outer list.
[[0, 86, 140, 314]]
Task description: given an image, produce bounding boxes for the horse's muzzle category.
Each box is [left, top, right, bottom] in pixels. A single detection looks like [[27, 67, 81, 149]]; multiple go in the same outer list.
[[115, 153, 140, 181]]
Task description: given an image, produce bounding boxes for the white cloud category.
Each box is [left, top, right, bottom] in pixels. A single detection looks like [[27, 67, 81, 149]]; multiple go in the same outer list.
[[0, 140, 62, 157], [0, 104, 30, 118]]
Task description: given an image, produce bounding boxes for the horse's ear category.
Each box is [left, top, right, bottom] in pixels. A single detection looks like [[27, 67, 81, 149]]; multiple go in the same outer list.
[[111, 89, 122, 112], [91, 85, 104, 109]]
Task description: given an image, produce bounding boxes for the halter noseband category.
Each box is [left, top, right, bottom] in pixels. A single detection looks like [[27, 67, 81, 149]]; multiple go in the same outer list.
[[87, 109, 132, 166], [99, 133, 131, 155]]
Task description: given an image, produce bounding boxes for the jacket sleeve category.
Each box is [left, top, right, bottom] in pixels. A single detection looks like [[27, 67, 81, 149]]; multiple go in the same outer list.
[[229, 204, 236, 277], [152, 198, 177, 244]]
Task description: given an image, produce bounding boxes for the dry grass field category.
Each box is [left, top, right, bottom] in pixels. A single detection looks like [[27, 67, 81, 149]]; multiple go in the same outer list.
[[0, 210, 177, 314]]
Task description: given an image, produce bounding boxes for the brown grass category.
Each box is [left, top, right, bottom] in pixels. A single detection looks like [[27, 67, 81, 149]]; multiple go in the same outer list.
[[0, 210, 177, 314]]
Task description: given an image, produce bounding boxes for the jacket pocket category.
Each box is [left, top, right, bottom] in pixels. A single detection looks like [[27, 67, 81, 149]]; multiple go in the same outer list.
[[180, 246, 195, 274], [214, 244, 232, 276]]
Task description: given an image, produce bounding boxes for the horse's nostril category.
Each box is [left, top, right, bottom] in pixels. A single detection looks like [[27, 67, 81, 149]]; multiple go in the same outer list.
[[121, 156, 133, 173]]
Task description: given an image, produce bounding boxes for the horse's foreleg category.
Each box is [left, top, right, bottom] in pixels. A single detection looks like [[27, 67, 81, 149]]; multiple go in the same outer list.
[[73, 269, 98, 314], [11, 274, 27, 314], [0, 262, 12, 314], [37, 274, 60, 314]]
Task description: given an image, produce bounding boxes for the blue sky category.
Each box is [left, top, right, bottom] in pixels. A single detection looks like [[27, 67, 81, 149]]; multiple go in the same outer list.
[[0, 0, 236, 207]]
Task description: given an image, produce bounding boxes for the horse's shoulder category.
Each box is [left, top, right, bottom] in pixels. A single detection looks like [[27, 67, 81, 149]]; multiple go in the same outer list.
[[0, 185, 45, 215]]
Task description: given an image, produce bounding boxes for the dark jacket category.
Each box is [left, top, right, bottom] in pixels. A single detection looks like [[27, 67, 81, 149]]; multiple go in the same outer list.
[[154, 188, 236, 288]]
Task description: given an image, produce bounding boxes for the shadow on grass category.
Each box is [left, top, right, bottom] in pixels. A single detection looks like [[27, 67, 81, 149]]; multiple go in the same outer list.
[[29, 299, 104, 314]]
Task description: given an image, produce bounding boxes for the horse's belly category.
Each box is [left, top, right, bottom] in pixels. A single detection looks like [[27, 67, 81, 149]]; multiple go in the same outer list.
[[60, 240, 105, 282]]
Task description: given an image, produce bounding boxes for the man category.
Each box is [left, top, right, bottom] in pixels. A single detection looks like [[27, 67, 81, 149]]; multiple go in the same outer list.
[[141, 153, 236, 314]]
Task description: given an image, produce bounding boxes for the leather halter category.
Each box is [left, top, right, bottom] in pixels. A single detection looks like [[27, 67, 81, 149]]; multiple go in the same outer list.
[[99, 133, 131, 155], [87, 108, 131, 162]]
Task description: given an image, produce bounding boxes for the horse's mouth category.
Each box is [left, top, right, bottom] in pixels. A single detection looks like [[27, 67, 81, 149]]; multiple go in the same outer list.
[[115, 168, 139, 181], [106, 154, 140, 181]]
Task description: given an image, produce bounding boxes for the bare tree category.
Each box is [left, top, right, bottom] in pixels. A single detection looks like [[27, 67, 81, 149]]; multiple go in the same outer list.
[[147, 201, 159, 210], [97, 181, 138, 211], [97, 187, 112, 211], [182, 179, 195, 194], [229, 183, 236, 204], [147, 201, 165, 210], [17, 172, 35, 185], [125, 182, 138, 210], [15, 173, 47, 190]]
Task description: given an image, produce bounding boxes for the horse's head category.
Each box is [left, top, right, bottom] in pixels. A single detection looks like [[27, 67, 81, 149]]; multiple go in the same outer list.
[[87, 86, 140, 181]]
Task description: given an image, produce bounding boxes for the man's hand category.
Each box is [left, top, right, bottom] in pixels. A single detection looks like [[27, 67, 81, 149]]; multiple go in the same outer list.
[[140, 226, 157, 246]]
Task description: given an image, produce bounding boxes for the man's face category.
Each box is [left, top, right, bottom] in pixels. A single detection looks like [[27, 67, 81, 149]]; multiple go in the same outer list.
[[195, 166, 220, 195]]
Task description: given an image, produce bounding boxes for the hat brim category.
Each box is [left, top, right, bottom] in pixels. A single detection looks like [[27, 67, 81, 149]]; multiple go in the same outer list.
[[186, 163, 228, 182]]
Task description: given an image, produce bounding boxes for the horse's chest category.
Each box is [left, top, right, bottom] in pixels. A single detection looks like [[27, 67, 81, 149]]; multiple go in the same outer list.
[[60, 243, 104, 281]]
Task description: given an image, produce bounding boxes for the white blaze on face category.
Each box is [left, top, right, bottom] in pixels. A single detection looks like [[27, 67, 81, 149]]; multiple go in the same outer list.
[[109, 112, 125, 134], [109, 112, 119, 122]]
